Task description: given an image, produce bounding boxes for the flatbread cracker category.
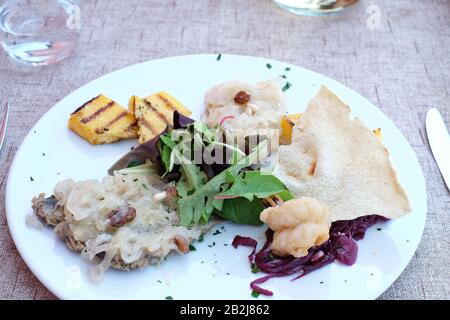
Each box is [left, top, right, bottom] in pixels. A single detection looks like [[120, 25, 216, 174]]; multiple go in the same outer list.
[[275, 86, 411, 222]]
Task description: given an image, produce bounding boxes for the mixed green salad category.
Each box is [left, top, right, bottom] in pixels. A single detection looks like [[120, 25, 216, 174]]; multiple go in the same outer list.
[[112, 112, 292, 227]]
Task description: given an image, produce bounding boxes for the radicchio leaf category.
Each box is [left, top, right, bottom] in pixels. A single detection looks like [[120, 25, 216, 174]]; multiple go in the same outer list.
[[108, 112, 195, 175]]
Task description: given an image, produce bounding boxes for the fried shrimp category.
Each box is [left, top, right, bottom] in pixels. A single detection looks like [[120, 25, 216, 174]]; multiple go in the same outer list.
[[260, 197, 331, 257]]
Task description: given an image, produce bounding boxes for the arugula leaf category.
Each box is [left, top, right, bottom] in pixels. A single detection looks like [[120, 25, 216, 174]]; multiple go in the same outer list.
[[177, 140, 268, 226], [217, 197, 265, 226], [160, 133, 177, 149], [180, 162, 206, 193], [216, 171, 289, 201], [278, 189, 294, 201], [214, 171, 293, 225], [176, 175, 190, 197], [158, 132, 178, 175], [193, 122, 216, 143], [160, 145, 172, 174]]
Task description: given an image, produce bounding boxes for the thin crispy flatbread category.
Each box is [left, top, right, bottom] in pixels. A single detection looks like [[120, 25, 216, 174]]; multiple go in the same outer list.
[[275, 86, 411, 222]]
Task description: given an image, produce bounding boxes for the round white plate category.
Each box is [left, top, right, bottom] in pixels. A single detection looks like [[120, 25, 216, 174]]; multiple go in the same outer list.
[[6, 54, 427, 300]]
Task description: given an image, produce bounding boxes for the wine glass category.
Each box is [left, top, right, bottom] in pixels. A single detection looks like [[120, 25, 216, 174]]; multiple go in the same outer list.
[[273, 0, 358, 16]]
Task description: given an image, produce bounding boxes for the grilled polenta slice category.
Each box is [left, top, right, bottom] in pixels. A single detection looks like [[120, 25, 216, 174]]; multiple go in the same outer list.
[[373, 128, 382, 139], [68, 94, 138, 145], [280, 113, 301, 145], [133, 91, 192, 143]]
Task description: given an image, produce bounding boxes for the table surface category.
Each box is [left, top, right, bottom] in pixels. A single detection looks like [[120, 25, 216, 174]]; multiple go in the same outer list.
[[0, 0, 449, 300]]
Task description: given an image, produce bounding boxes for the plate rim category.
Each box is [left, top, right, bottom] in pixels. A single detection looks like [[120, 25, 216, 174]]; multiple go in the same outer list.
[[5, 53, 428, 300]]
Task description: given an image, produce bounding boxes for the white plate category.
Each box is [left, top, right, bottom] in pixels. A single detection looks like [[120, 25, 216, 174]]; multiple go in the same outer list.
[[6, 54, 427, 300]]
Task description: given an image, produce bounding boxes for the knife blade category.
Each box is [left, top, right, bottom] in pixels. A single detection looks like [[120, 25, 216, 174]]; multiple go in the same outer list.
[[426, 108, 450, 192], [0, 100, 10, 153]]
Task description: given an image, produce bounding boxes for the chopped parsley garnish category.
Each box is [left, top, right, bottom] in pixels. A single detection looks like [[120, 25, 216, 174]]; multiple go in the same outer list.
[[201, 261, 205, 264], [157, 280, 162, 283], [212, 229, 221, 235], [33, 131, 36, 134], [141, 183, 149, 190], [268, 252, 275, 261], [224, 244, 228, 246], [320, 281, 324, 284], [42, 152, 46, 156], [208, 242, 216, 248], [165, 296, 173, 300], [57, 172, 61, 175], [198, 235, 204, 243], [30, 176, 34, 182], [214, 260, 217, 264], [285, 67, 291, 71], [377, 228, 382, 231], [221, 226, 226, 231], [133, 178, 138, 182], [282, 82, 292, 92], [164, 216, 170, 221], [266, 63, 272, 69], [189, 244, 196, 251], [130, 146, 135, 150], [280, 74, 287, 79], [406, 240, 410, 243], [226, 272, 230, 275], [216, 53, 222, 61], [251, 290, 260, 298], [251, 263, 260, 273]]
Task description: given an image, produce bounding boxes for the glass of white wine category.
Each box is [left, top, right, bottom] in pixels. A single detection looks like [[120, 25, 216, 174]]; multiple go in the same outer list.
[[273, 0, 358, 16]]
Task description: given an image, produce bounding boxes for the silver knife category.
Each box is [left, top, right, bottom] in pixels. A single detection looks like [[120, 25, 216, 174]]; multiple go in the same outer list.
[[0, 100, 10, 153], [426, 108, 450, 192]]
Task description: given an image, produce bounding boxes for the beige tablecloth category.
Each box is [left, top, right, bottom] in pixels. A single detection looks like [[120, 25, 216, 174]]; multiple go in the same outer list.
[[0, 0, 449, 300]]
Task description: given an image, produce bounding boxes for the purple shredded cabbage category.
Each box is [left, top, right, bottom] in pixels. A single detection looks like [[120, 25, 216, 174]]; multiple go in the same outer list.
[[332, 234, 358, 266], [232, 236, 258, 263], [233, 214, 389, 296]]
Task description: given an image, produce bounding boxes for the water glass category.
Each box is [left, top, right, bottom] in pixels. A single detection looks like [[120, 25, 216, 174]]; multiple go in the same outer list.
[[0, 0, 81, 66]]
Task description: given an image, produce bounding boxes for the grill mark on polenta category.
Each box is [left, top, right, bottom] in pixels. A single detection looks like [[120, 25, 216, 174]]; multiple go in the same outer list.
[[94, 111, 128, 134], [125, 121, 138, 132], [157, 94, 177, 111], [139, 117, 158, 135], [143, 99, 171, 124], [71, 95, 101, 115], [80, 101, 115, 123]]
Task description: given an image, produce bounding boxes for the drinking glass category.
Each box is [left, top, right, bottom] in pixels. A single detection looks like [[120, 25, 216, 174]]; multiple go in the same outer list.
[[0, 0, 81, 66], [273, 0, 358, 16]]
